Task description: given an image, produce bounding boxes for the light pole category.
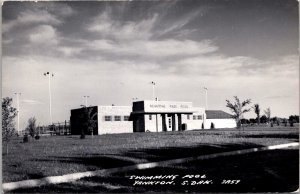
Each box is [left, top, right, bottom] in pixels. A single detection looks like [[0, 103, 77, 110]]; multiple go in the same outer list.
[[44, 72, 54, 125], [84, 96, 90, 107], [204, 87, 208, 110], [150, 81, 156, 101], [14, 92, 21, 134]]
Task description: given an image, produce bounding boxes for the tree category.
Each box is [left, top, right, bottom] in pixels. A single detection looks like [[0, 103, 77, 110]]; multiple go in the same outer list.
[[289, 115, 299, 123], [264, 108, 271, 124], [2, 97, 17, 154], [253, 104, 260, 125], [226, 96, 251, 129], [26, 117, 37, 138], [249, 118, 256, 124], [80, 106, 98, 138], [260, 115, 268, 124]]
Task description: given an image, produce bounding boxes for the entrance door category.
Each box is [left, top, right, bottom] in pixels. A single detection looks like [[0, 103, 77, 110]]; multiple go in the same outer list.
[[167, 116, 172, 131]]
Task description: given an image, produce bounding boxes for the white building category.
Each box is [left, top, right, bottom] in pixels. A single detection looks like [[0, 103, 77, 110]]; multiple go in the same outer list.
[[70, 100, 236, 135]]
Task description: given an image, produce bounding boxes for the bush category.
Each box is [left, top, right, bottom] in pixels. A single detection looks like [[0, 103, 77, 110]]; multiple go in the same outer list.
[[23, 134, 29, 143], [271, 122, 273, 127], [210, 122, 215, 129], [80, 134, 85, 139], [290, 122, 294, 127], [35, 135, 40, 140], [201, 123, 204, 129]]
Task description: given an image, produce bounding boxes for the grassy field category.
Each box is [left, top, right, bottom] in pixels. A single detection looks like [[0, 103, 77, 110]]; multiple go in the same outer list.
[[13, 149, 298, 193], [3, 126, 298, 185]]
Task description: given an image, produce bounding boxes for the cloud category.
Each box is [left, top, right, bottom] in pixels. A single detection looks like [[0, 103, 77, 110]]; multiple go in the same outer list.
[[57, 47, 84, 57], [86, 38, 218, 58], [21, 99, 44, 105], [87, 12, 159, 41], [3, 9, 62, 33], [28, 25, 58, 45]]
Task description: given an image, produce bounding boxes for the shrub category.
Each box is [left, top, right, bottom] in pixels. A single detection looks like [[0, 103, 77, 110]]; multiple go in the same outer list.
[[35, 135, 40, 140], [210, 122, 215, 129], [201, 123, 204, 129], [271, 122, 273, 127], [80, 134, 85, 139], [23, 134, 29, 143], [290, 122, 294, 127]]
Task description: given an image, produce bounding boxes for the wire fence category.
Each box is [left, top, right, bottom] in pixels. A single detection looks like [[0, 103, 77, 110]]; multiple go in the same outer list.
[[18, 120, 71, 136]]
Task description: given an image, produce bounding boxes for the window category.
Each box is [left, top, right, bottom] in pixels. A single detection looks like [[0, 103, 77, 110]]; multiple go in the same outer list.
[[193, 115, 197, 120], [104, 116, 112, 121], [114, 116, 121, 121], [198, 115, 202, 120], [149, 115, 152, 120], [124, 116, 129, 121], [187, 115, 190, 120]]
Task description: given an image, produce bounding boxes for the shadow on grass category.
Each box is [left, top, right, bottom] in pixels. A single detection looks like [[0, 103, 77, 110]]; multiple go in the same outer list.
[[117, 149, 299, 193], [233, 133, 299, 139], [32, 142, 264, 170], [123, 142, 263, 162], [34, 155, 136, 170], [12, 149, 299, 193]]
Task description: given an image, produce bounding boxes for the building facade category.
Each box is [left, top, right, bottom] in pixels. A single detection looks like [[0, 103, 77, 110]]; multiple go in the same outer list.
[[70, 100, 236, 135]]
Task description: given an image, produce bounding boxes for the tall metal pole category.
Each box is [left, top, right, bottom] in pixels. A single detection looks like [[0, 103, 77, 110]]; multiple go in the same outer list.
[[48, 74, 52, 125], [151, 81, 156, 100], [204, 87, 208, 110], [44, 72, 54, 125], [84, 96, 90, 107], [14, 93, 21, 134]]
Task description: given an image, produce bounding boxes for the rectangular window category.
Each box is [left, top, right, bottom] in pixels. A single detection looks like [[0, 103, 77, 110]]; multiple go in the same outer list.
[[187, 115, 190, 120], [124, 116, 129, 121], [114, 116, 121, 121], [193, 115, 197, 120], [104, 116, 112, 121], [149, 115, 152, 120], [198, 115, 202, 120]]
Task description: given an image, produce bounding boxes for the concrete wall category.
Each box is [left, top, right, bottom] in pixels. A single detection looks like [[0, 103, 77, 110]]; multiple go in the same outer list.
[[94, 105, 236, 134], [205, 119, 237, 129], [97, 106, 133, 135], [182, 107, 205, 130], [144, 114, 162, 132], [143, 107, 206, 132]]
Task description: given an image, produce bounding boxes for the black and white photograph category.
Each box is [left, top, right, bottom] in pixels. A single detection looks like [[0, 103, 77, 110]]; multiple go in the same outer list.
[[2, 0, 299, 193]]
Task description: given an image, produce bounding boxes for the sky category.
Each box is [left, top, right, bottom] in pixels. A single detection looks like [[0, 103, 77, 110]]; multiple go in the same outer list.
[[2, 0, 299, 129]]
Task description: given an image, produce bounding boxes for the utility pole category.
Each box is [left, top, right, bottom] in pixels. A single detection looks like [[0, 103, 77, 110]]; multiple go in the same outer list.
[[151, 81, 156, 101], [204, 87, 208, 110], [44, 72, 54, 125], [14, 93, 21, 134], [84, 96, 90, 107]]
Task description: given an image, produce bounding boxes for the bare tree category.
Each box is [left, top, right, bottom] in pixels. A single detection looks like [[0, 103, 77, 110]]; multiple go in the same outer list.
[[253, 104, 260, 125], [226, 96, 251, 129], [264, 108, 271, 124], [27, 117, 37, 138], [2, 97, 17, 154]]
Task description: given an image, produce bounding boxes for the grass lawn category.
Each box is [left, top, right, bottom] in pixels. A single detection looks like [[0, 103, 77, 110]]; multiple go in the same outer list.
[[3, 126, 298, 184], [13, 149, 298, 193]]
